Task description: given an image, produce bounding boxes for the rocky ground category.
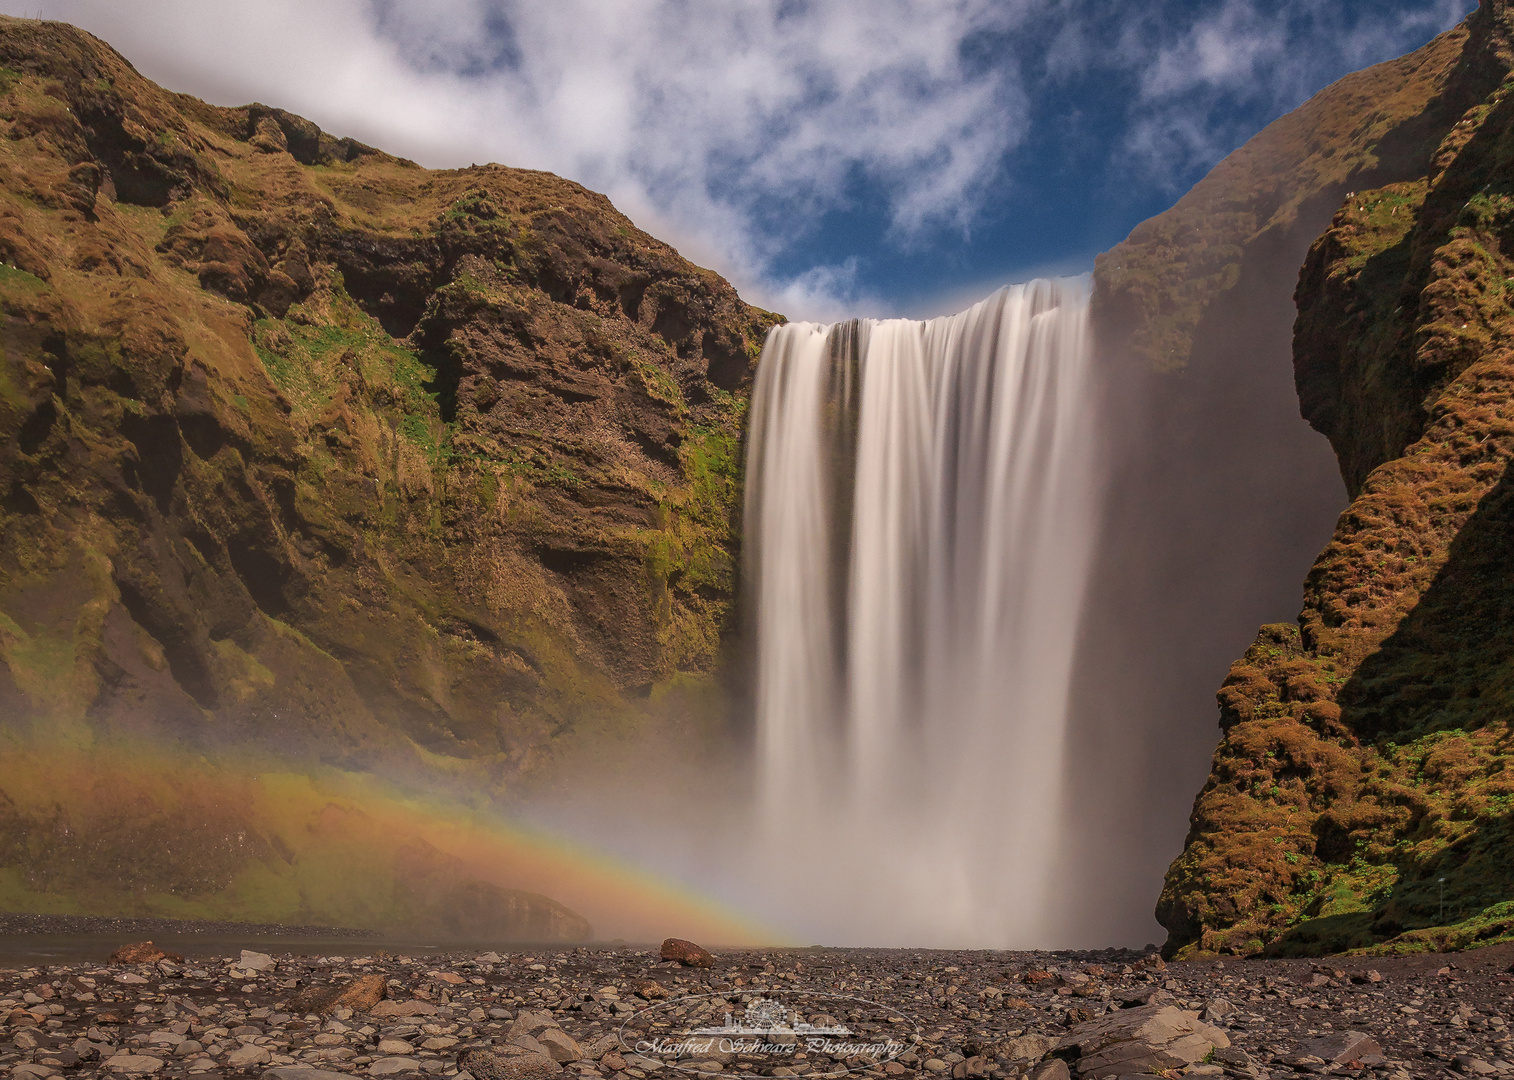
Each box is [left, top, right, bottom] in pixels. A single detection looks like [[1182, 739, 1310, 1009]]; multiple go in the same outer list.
[[1, 939, 1510, 1080]]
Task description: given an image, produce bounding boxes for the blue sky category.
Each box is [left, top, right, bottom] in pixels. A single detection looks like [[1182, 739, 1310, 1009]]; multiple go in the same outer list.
[[12, 0, 1475, 318]]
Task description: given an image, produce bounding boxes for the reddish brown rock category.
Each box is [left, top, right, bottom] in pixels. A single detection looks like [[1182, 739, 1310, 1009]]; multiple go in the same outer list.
[[660, 937, 715, 967], [288, 972, 387, 1017], [108, 942, 182, 965], [632, 978, 669, 999]]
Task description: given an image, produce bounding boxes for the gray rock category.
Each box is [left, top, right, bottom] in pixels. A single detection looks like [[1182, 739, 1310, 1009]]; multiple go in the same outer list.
[[368, 1058, 422, 1076], [1000, 1034, 1057, 1062], [1200, 997, 1235, 1023], [509, 1034, 551, 1058], [1054, 1004, 1229, 1078], [535, 1029, 583, 1064], [1114, 986, 1171, 1009], [583, 1033, 623, 1061], [507, 1009, 560, 1040], [236, 951, 276, 972], [228, 1044, 273, 1068], [1211, 1048, 1254, 1068]]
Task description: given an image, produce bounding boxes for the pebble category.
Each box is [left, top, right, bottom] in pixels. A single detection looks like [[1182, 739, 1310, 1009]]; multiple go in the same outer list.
[[0, 941, 1507, 1079]]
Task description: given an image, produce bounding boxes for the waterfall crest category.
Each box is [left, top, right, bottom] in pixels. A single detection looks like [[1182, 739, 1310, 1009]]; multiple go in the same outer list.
[[744, 278, 1098, 946]]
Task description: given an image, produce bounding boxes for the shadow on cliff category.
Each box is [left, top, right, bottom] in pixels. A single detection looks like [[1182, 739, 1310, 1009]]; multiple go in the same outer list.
[[1050, 218, 1348, 948], [1268, 455, 1514, 955]]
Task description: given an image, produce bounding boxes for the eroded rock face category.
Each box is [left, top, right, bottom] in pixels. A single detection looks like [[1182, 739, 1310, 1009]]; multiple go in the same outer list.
[[0, 16, 776, 924], [1160, 0, 1514, 960]]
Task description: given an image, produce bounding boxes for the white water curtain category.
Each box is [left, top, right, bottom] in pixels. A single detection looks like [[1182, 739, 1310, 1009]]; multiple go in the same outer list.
[[744, 278, 1098, 947]]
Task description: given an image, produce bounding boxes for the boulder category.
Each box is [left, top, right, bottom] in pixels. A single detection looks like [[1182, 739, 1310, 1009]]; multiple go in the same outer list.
[[1054, 1004, 1229, 1078], [583, 1034, 624, 1061], [536, 1029, 584, 1064], [288, 973, 387, 1017], [509, 1034, 552, 1058], [632, 979, 669, 1000], [228, 1045, 272, 1068], [1295, 1031, 1382, 1065], [999, 1034, 1056, 1062], [508, 1009, 561, 1040], [235, 950, 276, 972], [1114, 986, 1170, 1009], [1200, 997, 1235, 1023], [108, 943, 182, 965], [660, 938, 715, 967], [459, 1046, 563, 1080]]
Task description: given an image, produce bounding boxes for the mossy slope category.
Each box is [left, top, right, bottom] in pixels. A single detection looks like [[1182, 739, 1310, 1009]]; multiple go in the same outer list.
[[0, 17, 777, 930]]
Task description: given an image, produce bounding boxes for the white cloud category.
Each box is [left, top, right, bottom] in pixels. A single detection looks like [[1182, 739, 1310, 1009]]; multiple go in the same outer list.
[[1122, 0, 1471, 185], [2, 0, 1478, 315], [18, 0, 1036, 317]]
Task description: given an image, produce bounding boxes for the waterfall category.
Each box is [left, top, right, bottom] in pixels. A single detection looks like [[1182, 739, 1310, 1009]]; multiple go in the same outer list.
[[744, 278, 1099, 947]]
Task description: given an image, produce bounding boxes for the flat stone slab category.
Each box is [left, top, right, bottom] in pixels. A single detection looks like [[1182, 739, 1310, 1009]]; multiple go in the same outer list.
[[369, 999, 439, 1018], [1055, 1004, 1229, 1078], [1296, 1030, 1383, 1064]]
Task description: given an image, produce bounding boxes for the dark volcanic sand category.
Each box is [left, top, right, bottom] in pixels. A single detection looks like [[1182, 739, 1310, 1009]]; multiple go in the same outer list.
[[1, 939, 1510, 1079]]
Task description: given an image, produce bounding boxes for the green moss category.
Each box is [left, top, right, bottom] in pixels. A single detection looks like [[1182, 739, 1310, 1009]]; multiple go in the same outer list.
[[0, 263, 48, 291], [630, 349, 688, 415]]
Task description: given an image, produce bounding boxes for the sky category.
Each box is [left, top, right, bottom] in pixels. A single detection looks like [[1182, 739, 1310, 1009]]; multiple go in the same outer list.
[[6, 0, 1476, 319]]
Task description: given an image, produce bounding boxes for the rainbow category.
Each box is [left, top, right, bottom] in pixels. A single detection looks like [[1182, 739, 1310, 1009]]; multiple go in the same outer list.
[[0, 738, 775, 946]]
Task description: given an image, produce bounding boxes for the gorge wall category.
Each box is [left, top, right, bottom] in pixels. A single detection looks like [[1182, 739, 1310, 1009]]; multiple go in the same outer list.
[[1153, 0, 1514, 957], [0, 15, 775, 938]]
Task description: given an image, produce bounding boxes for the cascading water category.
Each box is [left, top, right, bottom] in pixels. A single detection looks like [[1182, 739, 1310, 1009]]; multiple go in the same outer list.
[[744, 278, 1099, 947]]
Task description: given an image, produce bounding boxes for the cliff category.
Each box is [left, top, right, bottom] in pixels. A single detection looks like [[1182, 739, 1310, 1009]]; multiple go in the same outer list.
[[1063, 0, 1506, 944], [1158, 0, 1514, 957], [0, 16, 776, 934]]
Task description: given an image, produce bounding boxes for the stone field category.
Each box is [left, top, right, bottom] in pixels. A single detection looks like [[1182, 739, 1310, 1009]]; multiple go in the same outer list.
[[1, 938, 1511, 1080]]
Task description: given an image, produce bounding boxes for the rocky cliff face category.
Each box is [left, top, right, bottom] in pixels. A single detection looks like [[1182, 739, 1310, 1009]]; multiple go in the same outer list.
[[1065, 0, 1506, 946], [1158, 0, 1514, 958], [0, 17, 776, 932]]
